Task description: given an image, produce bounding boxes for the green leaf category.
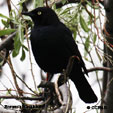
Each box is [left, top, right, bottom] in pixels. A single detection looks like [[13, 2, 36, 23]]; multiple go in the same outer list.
[[1, 19, 9, 28], [22, 45, 28, 51], [12, 43, 21, 57], [12, 50, 18, 57], [18, 24, 24, 43], [62, 0, 67, 5], [85, 36, 90, 50], [0, 29, 16, 36], [17, 0, 26, 14], [73, 29, 77, 40], [96, 49, 102, 62], [84, 36, 90, 57], [20, 48, 26, 61], [0, 98, 4, 103], [12, 33, 22, 57], [18, 0, 25, 5], [0, 13, 10, 20], [59, 7, 70, 16], [12, 23, 26, 58], [34, 0, 43, 8], [6, 88, 11, 95], [93, 33, 97, 44], [80, 15, 89, 32]]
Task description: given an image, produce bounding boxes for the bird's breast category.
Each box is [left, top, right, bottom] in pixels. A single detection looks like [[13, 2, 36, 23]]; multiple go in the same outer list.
[[31, 37, 69, 73], [30, 26, 71, 73]]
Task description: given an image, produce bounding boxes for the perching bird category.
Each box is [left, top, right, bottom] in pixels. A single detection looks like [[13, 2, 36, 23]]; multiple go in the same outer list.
[[22, 7, 97, 103]]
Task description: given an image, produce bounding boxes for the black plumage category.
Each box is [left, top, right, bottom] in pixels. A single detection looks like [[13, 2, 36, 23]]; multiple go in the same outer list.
[[22, 7, 97, 103]]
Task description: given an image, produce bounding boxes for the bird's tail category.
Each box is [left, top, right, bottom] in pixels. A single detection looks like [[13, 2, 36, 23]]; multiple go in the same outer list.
[[70, 59, 98, 103]]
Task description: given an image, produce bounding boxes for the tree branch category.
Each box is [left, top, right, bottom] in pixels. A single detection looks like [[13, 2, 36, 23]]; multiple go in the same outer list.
[[0, 32, 16, 51], [0, 95, 44, 100], [55, 0, 104, 8], [87, 67, 113, 73]]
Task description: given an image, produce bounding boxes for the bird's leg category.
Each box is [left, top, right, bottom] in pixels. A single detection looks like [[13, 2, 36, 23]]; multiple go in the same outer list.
[[46, 72, 49, 81], [46, 72, 53, 81], [43, 73, 53, 112]]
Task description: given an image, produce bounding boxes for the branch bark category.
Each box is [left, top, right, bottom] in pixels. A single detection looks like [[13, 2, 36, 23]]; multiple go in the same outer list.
[[103, 0, 113, 113]]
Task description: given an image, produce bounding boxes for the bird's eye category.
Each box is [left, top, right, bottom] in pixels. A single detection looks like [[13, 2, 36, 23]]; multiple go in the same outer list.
[[37, 11, 42, 15]]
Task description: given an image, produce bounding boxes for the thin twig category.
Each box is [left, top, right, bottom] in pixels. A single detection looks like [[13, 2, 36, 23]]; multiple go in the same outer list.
[[25, 26, 37, 91], [45, 0, 49, 7], [0, 89, 37, 96], [0, 79, 15, 97], [0, 95, 44, 100], [87, 67, 113, 73], [6, 0, 14, 28], [15, 73, 39, 95], [2, 71, 16, 91], [7, 57, 23, 97]]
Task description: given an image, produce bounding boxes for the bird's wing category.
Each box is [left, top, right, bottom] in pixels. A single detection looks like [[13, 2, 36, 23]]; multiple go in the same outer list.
[[59, 24, 88, 75]]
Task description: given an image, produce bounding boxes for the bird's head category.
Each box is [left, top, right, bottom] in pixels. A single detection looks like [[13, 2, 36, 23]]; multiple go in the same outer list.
[[22, 7, 60, 26]]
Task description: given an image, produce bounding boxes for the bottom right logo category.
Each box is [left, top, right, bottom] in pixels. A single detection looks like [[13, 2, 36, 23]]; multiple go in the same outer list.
[[87, 105, 107, 110]]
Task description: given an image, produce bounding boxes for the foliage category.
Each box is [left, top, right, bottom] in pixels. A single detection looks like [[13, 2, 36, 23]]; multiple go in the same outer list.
[[0, 0, 104, 64], [0, 0, 31, 61], [54, 2, 104, 65]]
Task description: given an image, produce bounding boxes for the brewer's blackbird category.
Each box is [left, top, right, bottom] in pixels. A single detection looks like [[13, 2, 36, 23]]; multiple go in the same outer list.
[[22, 7, 97, 103]]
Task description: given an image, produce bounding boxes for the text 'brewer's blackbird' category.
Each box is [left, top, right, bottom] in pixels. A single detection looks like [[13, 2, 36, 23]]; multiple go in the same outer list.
[[22, 7, 97, 103]]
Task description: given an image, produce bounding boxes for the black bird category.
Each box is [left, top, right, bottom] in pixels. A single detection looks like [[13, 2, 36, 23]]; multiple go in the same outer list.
[[22, 7, 97, 103]]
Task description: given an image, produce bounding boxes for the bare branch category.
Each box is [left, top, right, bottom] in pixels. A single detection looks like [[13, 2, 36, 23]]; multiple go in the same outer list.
[[54, 75, 64, 105], [0, 95, 44, 100], [87, 67, 113, 73], [6, 0, 14, 28], [55, 0, 104, 8], [7, 57, 24, 97]]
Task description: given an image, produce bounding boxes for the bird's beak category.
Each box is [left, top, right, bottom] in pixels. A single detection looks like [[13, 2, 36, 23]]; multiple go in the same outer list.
[[22, 12, 32, 17]]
